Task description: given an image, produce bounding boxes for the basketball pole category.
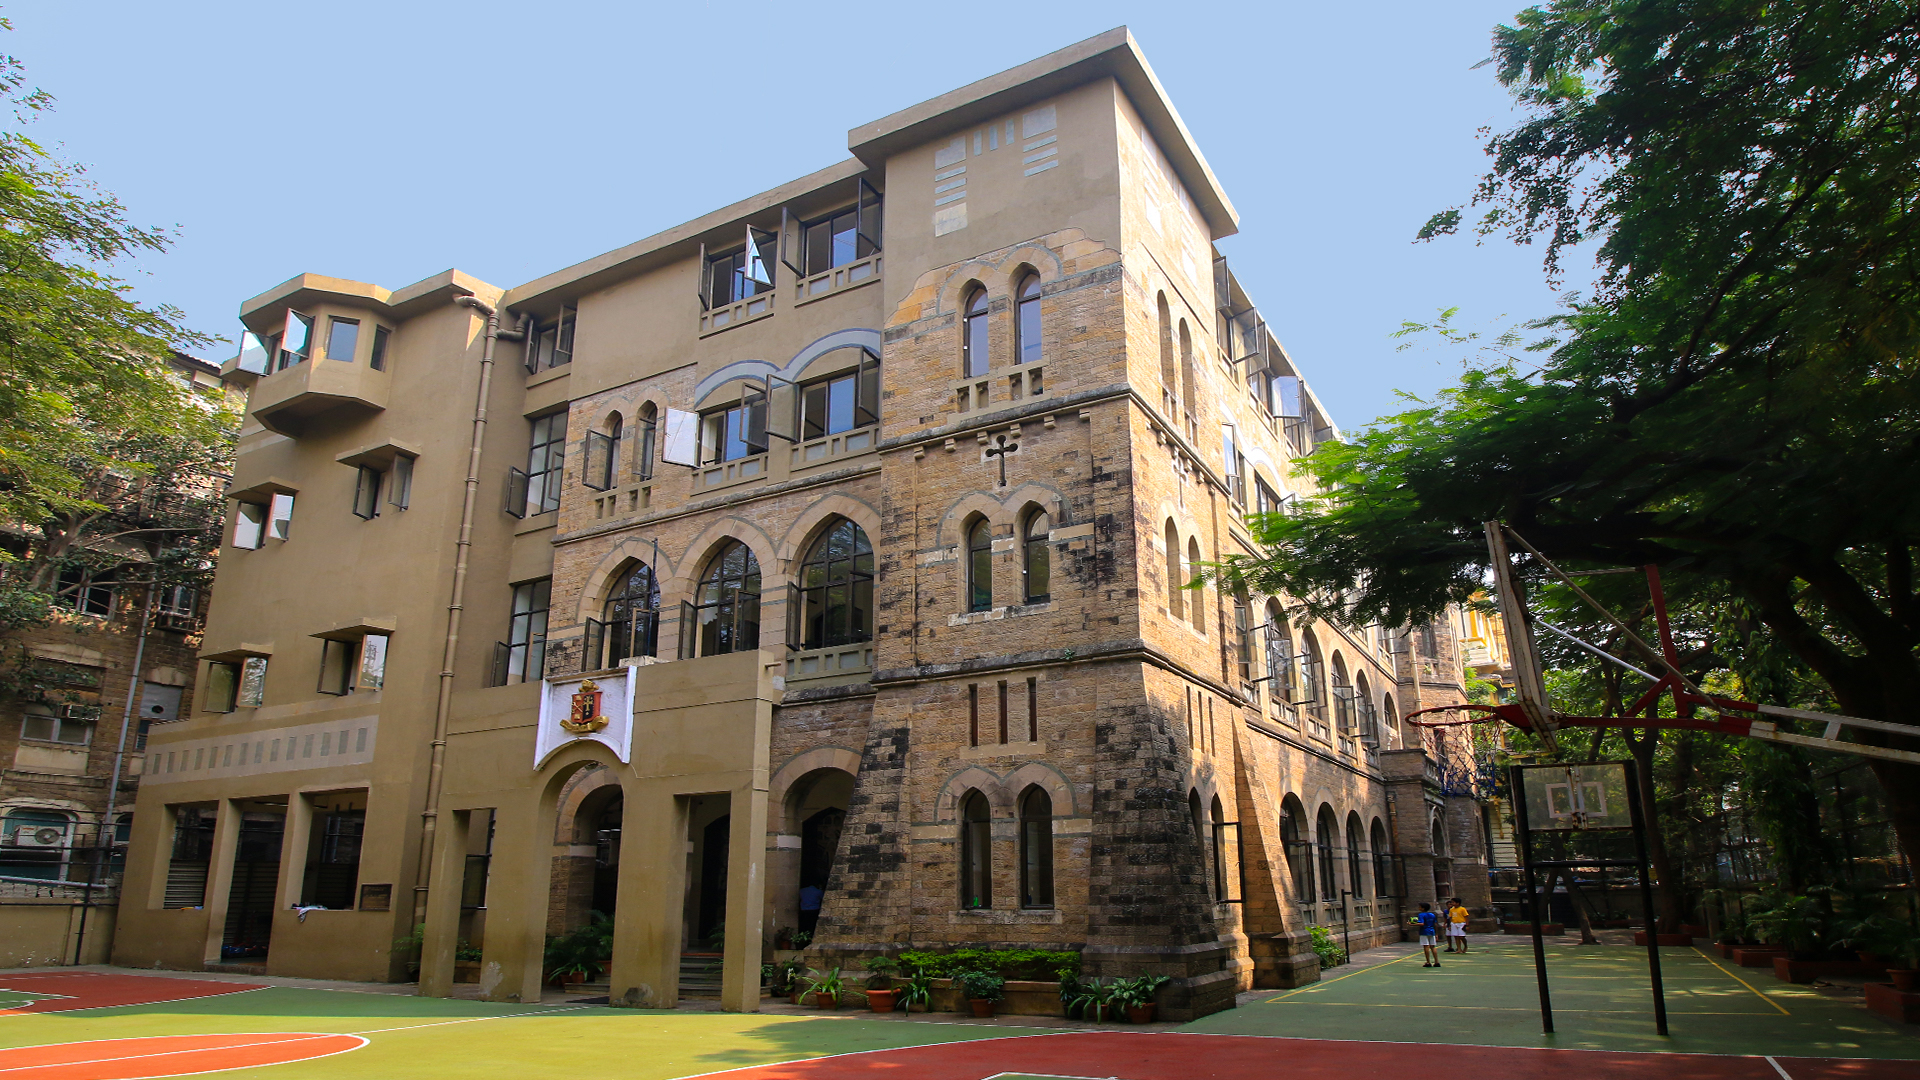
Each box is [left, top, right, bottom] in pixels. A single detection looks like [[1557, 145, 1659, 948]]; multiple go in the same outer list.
[[1509, 763, 1554, 1034], [1624, 754, 1670, 1035]]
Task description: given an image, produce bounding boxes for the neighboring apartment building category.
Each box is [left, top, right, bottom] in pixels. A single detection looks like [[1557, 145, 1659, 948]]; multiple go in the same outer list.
[[0, 353, 224, 964], [113, 30, 1486, 1016]]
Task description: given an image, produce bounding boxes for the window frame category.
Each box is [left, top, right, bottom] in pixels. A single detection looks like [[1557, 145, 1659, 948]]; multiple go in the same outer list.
[[966, 517, 994, 613], [276, 311, 313, 371], [1018, 787, 1054, 909], [525, 412, 567, 515], [1021, 509, 1051, 603], [234, 501, 266, 549], [1014, 273, 1042, 366], [961, 287, 990, 377], [499, 577, 552, 683], [959, 790, 992, 910], [797, 519, 874, 650], [19, 707, 93, 746], [369, 325, 391, 370], [683, 540, 762, 659], [352, 465, 383, 520], [698, 403, 755, 465], [324, 317, 360, 362]]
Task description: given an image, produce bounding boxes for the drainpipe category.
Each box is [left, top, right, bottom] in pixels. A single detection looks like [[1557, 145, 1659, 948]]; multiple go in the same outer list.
[[73, 578, 157, 964], [413, 296, 523, 925]]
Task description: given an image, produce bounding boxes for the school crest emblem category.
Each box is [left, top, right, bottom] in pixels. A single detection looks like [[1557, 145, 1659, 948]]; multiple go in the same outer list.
[[559, 680, 608, 735]]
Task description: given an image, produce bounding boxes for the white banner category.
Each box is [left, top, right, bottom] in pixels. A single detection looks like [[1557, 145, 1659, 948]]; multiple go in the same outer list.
[[536, 666, 636, 768]]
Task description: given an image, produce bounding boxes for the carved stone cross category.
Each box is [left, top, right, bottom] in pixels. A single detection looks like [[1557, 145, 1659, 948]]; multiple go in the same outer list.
[[984, 433, 1018, 488]]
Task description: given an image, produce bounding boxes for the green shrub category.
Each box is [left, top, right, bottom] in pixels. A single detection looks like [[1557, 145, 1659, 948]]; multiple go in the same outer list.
[[1308, 926, 1346, 969], [955, 970, 1006, 1002], [898, 947, 1080, 981]]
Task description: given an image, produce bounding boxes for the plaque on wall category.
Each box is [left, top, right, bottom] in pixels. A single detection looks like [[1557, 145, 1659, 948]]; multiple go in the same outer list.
[[358, 883, 393, 911]]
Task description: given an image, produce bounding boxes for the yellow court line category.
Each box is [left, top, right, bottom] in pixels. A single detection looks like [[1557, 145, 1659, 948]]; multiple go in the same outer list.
[[1264, 953, 1421, 1002], [1692, 947, 1790, 1016], [1272, 1001, 1778, 1014]]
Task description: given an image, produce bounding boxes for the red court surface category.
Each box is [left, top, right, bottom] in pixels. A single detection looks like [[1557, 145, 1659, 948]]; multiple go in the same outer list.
[[0, 972, 264, 1015], [0, 1032, 366, 1079], [679, 1032, 1919, 1080]]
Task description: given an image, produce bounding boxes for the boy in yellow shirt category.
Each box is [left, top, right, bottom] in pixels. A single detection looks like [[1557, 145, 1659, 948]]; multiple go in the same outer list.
[[1446, 897, 1470, 953]]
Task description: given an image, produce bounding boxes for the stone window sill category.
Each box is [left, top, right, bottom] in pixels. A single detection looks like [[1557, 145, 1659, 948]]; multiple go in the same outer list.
[[699, 292, 775, 337], [793, 254, 881, 306]]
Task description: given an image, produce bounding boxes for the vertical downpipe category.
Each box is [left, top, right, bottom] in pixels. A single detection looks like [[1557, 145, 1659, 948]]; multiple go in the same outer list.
[[414, 295, 504, 926]]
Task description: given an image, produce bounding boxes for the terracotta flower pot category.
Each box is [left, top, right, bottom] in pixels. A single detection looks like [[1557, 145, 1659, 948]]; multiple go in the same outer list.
[[816, 992, 841, 1010], [1126, 1003, 1156, 1024], [789, 990, 804, 1006], [1890, 969, 1919, 992], [969, 998, 996, 1018], [866, 989, 897, 1013]]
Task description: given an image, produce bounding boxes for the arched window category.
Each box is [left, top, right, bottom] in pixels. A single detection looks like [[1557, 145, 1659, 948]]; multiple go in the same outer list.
[[1264, 601, 1296, 702], [1210, 795, 1229, 902], [1186, 537, 1205, 631], [1178, 320, 1198, 418], [1018, 786, 1053, 908], [966, 517, 993, 612], [635, 402, 657, 481], [693, 540, 760, 657], [1164, 520, 1183, 618], [585, 412, 622, 491], [1301, 632, 1327, 732], [1015, 273, 1042, 366], [1188, 788, 1209, 894], [603, 561, 660, 663], [1280, 796, 1312, 902], [1346, 811, 1366, 899], [1232, 594, 1253, 684], [799, 518, 873, 648], [959, 790, 992, 909], [1022, 508, 1051, 603], [1431, 811, 1449, 857], [962, 287, 990, 377], [1383, 693, 1399, 747], [1316, 806, 1338, 901], [1157, 293, 1177, 414], [1371, 818, 1392, 898], [1331, 653, 1355, 741]]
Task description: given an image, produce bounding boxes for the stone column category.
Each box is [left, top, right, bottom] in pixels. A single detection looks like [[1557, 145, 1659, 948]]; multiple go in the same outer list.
[[609, 784, 687, 1008], [275, 793, 313, 914], [719, 781, 769, 1012], [419, 807, 470, 998], [199, 798, 243, 966], [480, 792, 551, 1004]]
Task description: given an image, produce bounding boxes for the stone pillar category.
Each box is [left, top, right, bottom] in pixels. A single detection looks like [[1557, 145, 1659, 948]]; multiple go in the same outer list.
[[480, 793, 551, 1004], [199, 797, 242, 966], [420, 807, 470, 999], [276, 793, 313, 914], [719, 781, 769, 1012], [609, 785, 687, 1008]]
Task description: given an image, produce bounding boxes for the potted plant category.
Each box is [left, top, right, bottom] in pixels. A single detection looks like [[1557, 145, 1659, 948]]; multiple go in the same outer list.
[[803, 967, 845, 1009], [393, 924, 425, 978], [956, 970, 1005, 1018], [1714, 910, 1751, 958], [1064, 975, 1120, 1022], [1114, 974, 1170, 1024], [1866, 923, 1920, 992], [454, 941, 484, 983], [864, 956, 901, 1012], [895, 969, 935, 1013], [774, 926, 796, 950]]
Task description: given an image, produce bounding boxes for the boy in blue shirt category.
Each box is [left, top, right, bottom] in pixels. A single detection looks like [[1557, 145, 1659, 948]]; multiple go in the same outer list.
[[1412, 903, 1442, 967]]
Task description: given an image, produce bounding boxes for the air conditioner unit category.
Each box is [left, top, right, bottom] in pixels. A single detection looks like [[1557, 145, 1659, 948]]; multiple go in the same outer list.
[[11, 826, 67, 848], [59, 704, 101, 722]]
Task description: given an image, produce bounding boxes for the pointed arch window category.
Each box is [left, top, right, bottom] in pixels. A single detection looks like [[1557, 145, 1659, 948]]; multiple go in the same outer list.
[[1018, 786, 1053, 908], [1015, 274, 1042, 366], [684, 540, 760, 658], [1164, 521, 1183, 618], [585, 413, 623, 491], [1282, 798, 1314, 903], [1371, 818, 1394, 897], [797, 518, 873, 649], [635, 403, 657, 482], [599, 561, 660, 665], [1021, 508, 1051, 603], [966, 517, 993, 612], [960, 790, 992, 909], [1316, 806, 1338, 902], [1346, 812, 1366, 898], [1186, 537, 1205, 631], [962, 287, 990, 377]]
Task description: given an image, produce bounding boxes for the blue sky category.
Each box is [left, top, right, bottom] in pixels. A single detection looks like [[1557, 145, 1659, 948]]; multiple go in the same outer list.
[[11, 0, 1591, 430]]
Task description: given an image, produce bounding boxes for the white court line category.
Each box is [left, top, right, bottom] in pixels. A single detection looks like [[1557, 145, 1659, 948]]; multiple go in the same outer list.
[[1765, 1057, 1794, 1080]]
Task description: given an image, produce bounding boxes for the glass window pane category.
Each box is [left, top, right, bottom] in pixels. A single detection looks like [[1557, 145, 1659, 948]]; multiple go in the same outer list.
[[831, 212, 858, 269], [804, 221, 830, 276], [238, 657, 268, 707], [1026, 539, 1049, 600], [1018, 295, 1042, 365], [326, 318, 359, 361], [389, 455, 413, 509], [827, 375, 854, 435], [369, 325, 390, 370], [357, 634, 388, 691], [235, 502, 265, 549], [801, 383, 827, 440], [268, 493, 294, 540]]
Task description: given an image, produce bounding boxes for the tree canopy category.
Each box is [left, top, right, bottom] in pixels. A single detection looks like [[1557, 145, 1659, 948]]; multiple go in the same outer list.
[[1217, 0, 1920, 864]]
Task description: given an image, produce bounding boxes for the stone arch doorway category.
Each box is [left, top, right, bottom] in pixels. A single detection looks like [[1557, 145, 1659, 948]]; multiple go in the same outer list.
[[548, 766, 626, 935], [785, 768, 853, 942]]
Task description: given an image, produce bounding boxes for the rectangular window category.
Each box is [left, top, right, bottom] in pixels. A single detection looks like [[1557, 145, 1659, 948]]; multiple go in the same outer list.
[[155, 585, 196, 618], [353, 466, 382, 519], [369, 325, 391, 371], [325, 317, 360, 361], [358, 633, 387, 691], [319, 639, 354, 695], [498, 579, 550, 685], [20, 709, 93, 745], [205, 661, 239, 713], [1027, 677, 1038, 742], [525, 307, 575, 374], [237, 656, 268, 707], [969, 683, 979, 748], [704, 230, 776, 308], [268, 493, 295, 540], [699, 404, 753, 464], [277, 310, 313, 371], [802, 208, 861, 277], [234, 501, 266, 549], [389, 454, 413, 510], [54, 566, 114, 617], [525, 413, 566, 515], [998, 680, 1009, 744], [1255, 478, 1281, 516], [798, 358, 879, 441]]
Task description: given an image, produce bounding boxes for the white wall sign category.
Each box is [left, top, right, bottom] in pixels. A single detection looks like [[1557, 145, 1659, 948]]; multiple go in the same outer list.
[[536, 666, 636, 767]]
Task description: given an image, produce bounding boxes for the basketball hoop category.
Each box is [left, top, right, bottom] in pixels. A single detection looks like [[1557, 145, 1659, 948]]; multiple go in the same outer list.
[[1403, 703, 1503, 728]]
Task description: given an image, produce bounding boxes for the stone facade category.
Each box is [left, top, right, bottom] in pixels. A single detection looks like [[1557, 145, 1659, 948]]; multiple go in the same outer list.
[[112, 29, 1492, 1015]]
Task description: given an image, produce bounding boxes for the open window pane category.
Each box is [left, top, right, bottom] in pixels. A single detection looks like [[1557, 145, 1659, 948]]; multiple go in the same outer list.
[[357, 634, 387, 691], [237, 657, 268, 707], [236, 330, 270, 374], [369, 326, 390, 370], [353, 467, 382, 519], [389, 455, 413, 509], [206, 662, 239, 713], [268, 493, 295, 540], [234, 502, 265, 549]]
